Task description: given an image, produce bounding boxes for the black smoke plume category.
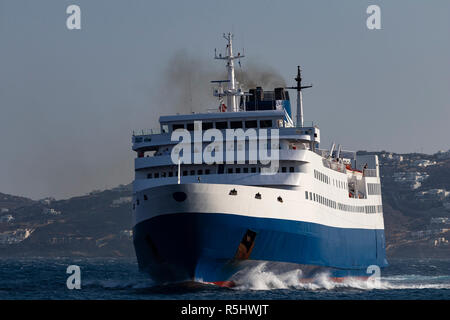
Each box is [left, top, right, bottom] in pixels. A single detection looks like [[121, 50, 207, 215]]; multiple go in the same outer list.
[[156, 50, 286, 115]]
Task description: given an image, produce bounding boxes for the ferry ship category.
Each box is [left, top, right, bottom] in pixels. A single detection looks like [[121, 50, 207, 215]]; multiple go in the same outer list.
[[131, 33, 388, 286]]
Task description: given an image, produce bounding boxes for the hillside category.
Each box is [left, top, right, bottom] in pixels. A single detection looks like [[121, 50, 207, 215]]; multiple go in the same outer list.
[[0, 185, 135, 257]]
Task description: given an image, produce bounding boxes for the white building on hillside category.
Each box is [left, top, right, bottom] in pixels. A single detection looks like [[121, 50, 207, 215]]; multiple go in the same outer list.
[[0, 214, 14, 223], [42, 208, 61, 215], [393, 171, 429, 190]]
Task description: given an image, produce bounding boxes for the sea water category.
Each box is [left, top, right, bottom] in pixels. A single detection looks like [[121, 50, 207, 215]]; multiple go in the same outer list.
[[0, 257, 449, 300]]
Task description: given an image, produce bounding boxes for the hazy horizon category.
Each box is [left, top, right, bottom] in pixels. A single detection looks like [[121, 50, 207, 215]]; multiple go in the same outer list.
[[1, 0, 449, 200]]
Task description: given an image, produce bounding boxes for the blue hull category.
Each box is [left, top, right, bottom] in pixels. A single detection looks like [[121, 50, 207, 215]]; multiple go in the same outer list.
[[133, 212, 388, 283]]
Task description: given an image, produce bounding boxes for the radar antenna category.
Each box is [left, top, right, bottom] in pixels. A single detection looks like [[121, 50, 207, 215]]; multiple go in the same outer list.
[[286, 66, 312, 127], [213, 33, 245, 112]]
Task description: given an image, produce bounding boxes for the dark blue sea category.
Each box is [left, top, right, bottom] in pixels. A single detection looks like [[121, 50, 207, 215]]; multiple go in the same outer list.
[[0, 257, 449, 300]]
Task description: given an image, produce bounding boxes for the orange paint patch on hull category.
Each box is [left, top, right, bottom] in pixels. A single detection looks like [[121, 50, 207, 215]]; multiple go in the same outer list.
[[209, 281, 236, 288]]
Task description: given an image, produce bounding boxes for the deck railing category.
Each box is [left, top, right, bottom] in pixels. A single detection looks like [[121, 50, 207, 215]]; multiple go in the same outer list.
[[132, 128, 162, 136], [363, 169, 377, 177]]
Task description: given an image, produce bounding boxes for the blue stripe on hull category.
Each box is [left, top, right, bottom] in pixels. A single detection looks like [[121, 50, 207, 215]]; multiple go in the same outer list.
[[133, 213, 388, 283]]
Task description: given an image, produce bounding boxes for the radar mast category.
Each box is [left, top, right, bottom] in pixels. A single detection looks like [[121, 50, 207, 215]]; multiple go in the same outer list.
[[286, 66, 312, 127], [214, 33, 245, 112]]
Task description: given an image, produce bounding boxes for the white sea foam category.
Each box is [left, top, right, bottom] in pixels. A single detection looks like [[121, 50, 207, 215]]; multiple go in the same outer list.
[[230, 262, 450, 291], [230, 262, 304, 290]]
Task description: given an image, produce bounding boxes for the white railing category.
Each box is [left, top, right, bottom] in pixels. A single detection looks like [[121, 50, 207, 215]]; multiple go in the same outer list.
[[363, 169, 377, 177], [322, 158, 347, 173], [294, 120, 316, 128], [133, 128, 162, 136]]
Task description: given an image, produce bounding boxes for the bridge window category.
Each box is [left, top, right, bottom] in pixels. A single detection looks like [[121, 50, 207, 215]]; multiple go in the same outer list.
[[168, 172, 173, 177], [230, 121, 243, 129], [305, 191, 308, 199], [289, 167, 295, 172], [228, 168, 233, 174], [245, 120, 258, 128], [197, 169, 203, 175], [186, 123, 194, 131], [205, 169, 210, 175], [190, 170, 195, 175], [251, 167, 256, 173], [282, 167, 287, 173], [216, 121, 227, 129], [243, 168, 249, 173], [236, 168, 241, 174], [182, 170, 187, 176], [203, 122, 213, 130], [259, 120, 273, 128], [172, 124, 184, 131], [154, 172, 159, 178], [147, 173, 152, 179]]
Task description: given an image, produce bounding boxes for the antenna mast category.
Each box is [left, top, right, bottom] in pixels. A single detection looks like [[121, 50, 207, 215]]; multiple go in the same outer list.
[[286, 66, 312, 127], [214, 33, 245, 112]]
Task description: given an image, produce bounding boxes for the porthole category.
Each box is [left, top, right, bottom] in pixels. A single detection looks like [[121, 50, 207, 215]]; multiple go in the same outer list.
[[172, 192, 187, 202]]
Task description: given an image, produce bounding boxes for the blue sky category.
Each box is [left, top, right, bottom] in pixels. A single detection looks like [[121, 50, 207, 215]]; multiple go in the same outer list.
[[1, 0, 449, 199]]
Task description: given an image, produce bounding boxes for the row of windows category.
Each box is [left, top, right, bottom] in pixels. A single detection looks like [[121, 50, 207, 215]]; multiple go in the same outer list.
[[336, 180, 347, 189], [170, 119, 274, 132], [365, 205, 383, 214], [339, 203, 366, 213], [306, 190, 337, 209], [147, 168, 211, 179], [146, 166, 297, 179], [314, 169, 330, 184], [314, 169, 347, 190], [304, 191, 382, 214], [367, 183, 382, 195]]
